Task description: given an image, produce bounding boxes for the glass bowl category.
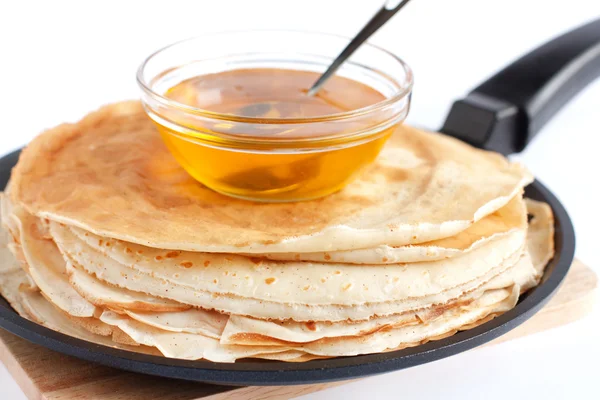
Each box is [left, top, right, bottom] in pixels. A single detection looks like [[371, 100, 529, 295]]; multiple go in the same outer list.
[[137, 30, 413, 202]]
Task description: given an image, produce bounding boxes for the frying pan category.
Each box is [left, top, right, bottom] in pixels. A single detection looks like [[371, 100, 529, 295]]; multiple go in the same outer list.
[[0, 18, 597, 386]]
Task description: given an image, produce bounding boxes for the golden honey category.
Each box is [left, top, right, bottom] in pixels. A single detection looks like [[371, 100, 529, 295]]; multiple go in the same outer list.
[[152, 69, 395, 201], [138, 32, 413, 202]]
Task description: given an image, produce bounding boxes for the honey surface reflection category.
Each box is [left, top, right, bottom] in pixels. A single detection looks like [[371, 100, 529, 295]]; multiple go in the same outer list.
[[156, 68, 395, 202]]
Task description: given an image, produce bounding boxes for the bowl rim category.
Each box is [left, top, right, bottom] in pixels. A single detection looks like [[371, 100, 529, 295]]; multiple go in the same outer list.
[[136, 29, 414, 126]]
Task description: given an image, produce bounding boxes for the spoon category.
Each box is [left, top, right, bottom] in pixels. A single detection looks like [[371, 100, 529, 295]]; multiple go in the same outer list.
[[307, 0, 413, 96]]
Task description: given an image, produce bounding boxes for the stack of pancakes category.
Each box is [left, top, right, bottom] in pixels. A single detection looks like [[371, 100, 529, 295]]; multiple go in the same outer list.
[[0, 102, 554, 362]]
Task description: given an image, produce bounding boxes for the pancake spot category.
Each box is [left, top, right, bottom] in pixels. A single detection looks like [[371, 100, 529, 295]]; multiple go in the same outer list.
[[180, 261, 193, 268], [155, 255, 163, 261], [303, 285, 311, 291], [250, 257, 262, 265], [334, 270, 341, 275], [324, 253, 331, 261], [29, 222, 49, 241], [165, 251, 181, 258], [305, 321, 317, 331], [265, 277, 276, 285], [125, 247, 133, 254], [342, 283, 353, 291], [213, 279, 218, 284], [382, 257, 388, 262], [203, 260, 210, 267], [98, 239, 103, 246]]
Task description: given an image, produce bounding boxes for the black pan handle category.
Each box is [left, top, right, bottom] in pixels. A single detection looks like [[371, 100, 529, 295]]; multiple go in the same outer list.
[[441, 18, 600, 155]]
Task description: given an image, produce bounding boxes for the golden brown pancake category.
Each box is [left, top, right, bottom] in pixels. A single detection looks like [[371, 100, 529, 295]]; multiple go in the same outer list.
[[10, 101, 532, 253]]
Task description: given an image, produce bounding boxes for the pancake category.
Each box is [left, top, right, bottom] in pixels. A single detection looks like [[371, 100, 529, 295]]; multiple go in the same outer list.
[[58, 220, 526, 305], [524, 199, 555, 276], [0, 221, 36, 317], [254, 194, 526, 264], [5, 192, 528, 323], [64, 260, 191, 313], [51, 223, 525, 321], [99, 310, 299, 362], [0, 193, 555, 361], [60, 245, 524, 322], [0, 222, 159, 354], [97, 286, 519, 360], [219, 252, 538, 345], [121, 308, 227, 339], [10, 101, 532, 253], [12, 206, 98, 318]]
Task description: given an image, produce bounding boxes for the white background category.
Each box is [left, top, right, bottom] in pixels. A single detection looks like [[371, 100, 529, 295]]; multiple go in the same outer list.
[[1, 1, 599, 399]]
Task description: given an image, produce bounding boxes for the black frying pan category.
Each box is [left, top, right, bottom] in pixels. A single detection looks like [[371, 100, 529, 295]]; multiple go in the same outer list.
[[1, 18, 598, 386]]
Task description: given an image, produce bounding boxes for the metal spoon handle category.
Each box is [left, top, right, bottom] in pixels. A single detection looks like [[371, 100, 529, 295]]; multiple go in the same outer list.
[[307, 0, 413, 96]]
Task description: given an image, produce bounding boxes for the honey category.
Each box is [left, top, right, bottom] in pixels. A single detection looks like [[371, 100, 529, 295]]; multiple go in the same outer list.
[[153, 69, 394, 202], [164, 69, 385, 119], [138, 31, 412, 202]]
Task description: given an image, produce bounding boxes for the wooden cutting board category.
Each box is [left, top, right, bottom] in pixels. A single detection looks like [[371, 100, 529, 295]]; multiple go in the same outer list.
[[0, 259, 596, 400]]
